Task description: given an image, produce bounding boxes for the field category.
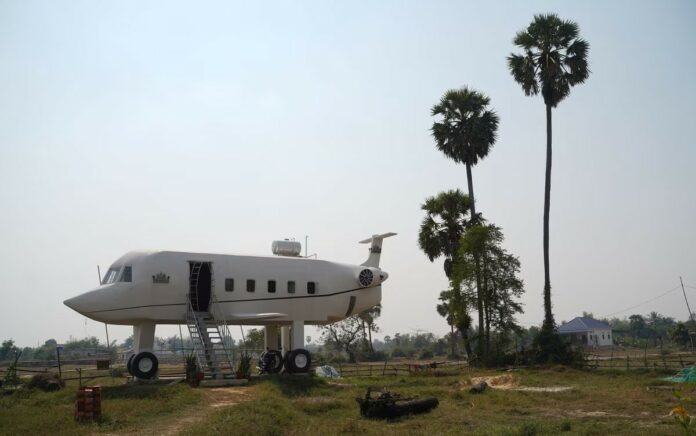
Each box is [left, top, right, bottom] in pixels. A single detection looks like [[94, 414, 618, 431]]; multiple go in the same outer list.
[[0, 364, 692, 435]]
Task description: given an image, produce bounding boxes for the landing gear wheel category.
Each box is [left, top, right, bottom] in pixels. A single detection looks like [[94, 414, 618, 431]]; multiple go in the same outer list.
[[259, 350, 284, 374], [126, 354, 136, 375], [285, 349, 311, 373], [131, 352, 159, 379]]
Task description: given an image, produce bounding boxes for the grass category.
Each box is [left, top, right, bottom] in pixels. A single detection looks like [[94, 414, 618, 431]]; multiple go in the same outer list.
[[0, 367, 690, 435], [183, 367, 686, 435], [0, 377, 204, 435]]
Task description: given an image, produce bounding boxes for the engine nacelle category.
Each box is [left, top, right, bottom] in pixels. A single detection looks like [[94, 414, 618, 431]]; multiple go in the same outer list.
[[357, 268, 388, 287]]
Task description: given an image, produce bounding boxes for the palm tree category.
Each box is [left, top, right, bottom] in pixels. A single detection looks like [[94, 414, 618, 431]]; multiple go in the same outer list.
[[431, 89, 498, 359], [431, 88, 499, 221], [418, 189, 472, 278], [508, 14, 590, 332], [358, 304, 382, 352], [419, 190, 477, 357]]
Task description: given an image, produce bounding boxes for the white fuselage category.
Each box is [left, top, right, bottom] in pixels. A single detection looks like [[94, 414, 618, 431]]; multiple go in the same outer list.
[[64, 250, 387, 326]]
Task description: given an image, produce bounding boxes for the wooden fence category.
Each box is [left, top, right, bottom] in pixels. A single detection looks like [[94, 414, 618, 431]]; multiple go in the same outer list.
[[330, 360, 469, 377]]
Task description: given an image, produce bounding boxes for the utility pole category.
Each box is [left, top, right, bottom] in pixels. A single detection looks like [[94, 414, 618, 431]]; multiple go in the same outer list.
[[679, 277, 695, 352], [681, 276, 693, 322]]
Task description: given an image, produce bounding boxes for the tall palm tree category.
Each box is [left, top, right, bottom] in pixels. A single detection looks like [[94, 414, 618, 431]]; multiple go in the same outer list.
[[431, 88, 499, 221], [431, 88, 498, 359], [508, 14, 590, 332]]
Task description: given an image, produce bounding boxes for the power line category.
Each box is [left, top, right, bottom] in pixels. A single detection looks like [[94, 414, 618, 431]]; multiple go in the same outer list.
[[601, 285, 682, 318]]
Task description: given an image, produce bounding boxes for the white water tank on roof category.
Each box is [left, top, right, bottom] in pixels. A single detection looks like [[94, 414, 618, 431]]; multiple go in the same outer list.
[[272, 240, 302, 257]]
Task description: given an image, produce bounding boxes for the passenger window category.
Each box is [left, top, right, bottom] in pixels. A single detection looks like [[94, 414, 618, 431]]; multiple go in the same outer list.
[[247, 279, 255, 292], [307, 281, 316, 294], [287, 281, 295, 294], [225, 278, 234, 292], [268, 280, 276, 293], [120, 266, 132, 282]]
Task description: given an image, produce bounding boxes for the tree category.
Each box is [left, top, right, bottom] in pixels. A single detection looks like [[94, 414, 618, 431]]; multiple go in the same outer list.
[[436, 290, 456, 357], [418, 189, 473, 277], [452, 224, 525, 360], [431, 88, 499, 359], [320, 315, 364, 363], [431, 87, 499, 222], [508, 14, 590, 333], [0, 339, 19, 361], [358, 305, 381, 352], [670, 322, 691, 348], [418, 190, 477, 355]]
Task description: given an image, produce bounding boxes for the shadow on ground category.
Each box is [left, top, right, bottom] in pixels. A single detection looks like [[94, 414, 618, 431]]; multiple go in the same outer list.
[[263, 375, 328, 397]]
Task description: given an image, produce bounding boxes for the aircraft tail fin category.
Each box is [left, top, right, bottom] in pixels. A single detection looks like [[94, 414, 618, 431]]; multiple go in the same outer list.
[[359, 232, 397, 268]]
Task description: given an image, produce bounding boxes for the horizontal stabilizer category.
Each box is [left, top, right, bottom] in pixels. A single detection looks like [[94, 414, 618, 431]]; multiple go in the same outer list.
[[228, 312, 287, 320], [359, 232, 397, 244]]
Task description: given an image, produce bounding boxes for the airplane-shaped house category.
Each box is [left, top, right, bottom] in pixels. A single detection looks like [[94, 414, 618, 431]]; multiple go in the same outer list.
[[64, 233, 395, 379]]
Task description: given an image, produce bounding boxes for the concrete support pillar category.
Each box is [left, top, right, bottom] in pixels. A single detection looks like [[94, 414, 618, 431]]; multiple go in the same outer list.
[[280, 326, 291, 354], [291, 320, 305, 350], [264, 326, 279, 350], [133, 323, 156, 353]]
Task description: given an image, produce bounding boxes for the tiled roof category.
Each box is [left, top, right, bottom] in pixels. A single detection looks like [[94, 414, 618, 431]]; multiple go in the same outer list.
[[558, 317, 611, 333]]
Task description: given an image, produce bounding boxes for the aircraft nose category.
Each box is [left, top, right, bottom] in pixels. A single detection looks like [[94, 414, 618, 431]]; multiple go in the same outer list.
[[63, 295, 86, 314]]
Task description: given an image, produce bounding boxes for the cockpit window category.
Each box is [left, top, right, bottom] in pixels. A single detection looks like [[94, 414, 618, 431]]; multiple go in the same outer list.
[[102, 267, 121, 284], [120, 266, 132, 282]]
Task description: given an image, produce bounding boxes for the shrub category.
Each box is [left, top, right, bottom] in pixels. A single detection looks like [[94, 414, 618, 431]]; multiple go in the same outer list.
[[27, 373, 64, 391], [360, 350, 388, 362], [391, 348, 406, 358], [419, 349, 434, 359], [532, 328, 585, 366]]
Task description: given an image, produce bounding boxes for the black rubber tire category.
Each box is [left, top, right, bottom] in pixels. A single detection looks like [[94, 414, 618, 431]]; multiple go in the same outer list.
[[267, 350, 284, 373], [131, 352, 159, 379], [126, 354, 136, 375], [285, 349, 311, 373]]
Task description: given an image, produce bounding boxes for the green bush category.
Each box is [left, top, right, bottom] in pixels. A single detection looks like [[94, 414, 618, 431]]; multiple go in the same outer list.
[[419, 349, 434, 359], [26, 373, 64, 391], [391, 348, 406, 358], [360, 350, 388, 362]]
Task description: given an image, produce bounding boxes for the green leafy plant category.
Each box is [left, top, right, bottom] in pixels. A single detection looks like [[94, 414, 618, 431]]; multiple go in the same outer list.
[[185, 353, 201, 386], [237, 352, 252, 379], [671, 388, 696, 434]]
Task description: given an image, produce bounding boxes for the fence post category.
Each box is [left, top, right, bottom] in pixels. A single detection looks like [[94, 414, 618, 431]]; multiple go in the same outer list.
[[78, 368, 82, 387], [644, 343, 648, 367], [56, 347, 62, 379], [610, 348, 614, 368], [383, 360, 388, 376], [626, 355, 629, 370]]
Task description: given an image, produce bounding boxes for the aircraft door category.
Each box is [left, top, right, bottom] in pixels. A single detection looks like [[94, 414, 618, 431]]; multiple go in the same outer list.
[[189, 261, 212, 312]]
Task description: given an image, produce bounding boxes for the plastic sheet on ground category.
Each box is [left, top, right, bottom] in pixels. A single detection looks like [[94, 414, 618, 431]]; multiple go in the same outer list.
[[315, 365, 341, 378], [664, 367, 696, 383]]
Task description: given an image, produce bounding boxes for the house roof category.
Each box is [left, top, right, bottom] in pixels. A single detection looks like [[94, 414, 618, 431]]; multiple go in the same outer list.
[[558, 317, 611, 333]]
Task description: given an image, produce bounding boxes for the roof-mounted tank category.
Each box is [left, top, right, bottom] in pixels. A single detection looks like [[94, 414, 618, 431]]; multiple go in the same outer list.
[[272, 239, 302, 257]]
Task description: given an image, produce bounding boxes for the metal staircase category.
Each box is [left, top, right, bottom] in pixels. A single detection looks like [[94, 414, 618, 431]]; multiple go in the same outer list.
[[186, 262, 236, 379]]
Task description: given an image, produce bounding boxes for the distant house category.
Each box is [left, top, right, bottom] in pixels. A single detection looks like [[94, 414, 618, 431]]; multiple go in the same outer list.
[[558, 317, 613, 347]]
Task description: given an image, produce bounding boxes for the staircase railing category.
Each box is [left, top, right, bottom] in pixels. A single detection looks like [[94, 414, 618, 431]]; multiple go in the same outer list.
[[185, 303, 207, 372], [209, 290, 237, 371]]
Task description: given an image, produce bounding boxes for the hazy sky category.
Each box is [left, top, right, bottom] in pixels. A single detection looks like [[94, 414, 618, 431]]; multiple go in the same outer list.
[[1, 1, 695, 347]]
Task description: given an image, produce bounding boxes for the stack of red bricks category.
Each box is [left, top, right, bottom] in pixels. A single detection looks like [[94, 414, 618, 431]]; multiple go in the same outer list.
[[75, 386, 101, 421]]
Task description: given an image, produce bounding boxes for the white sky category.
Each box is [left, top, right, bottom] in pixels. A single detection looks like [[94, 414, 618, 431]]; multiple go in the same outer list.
[[1, 1, 695, 347]]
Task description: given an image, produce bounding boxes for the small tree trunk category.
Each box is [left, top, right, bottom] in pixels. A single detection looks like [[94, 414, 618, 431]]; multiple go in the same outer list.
[[450, 323, 455, 357], [368, 325, 374, 352], [467, 162, 486, 361], [461, 328, 473, 359], [542, 103, 555, 331]]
